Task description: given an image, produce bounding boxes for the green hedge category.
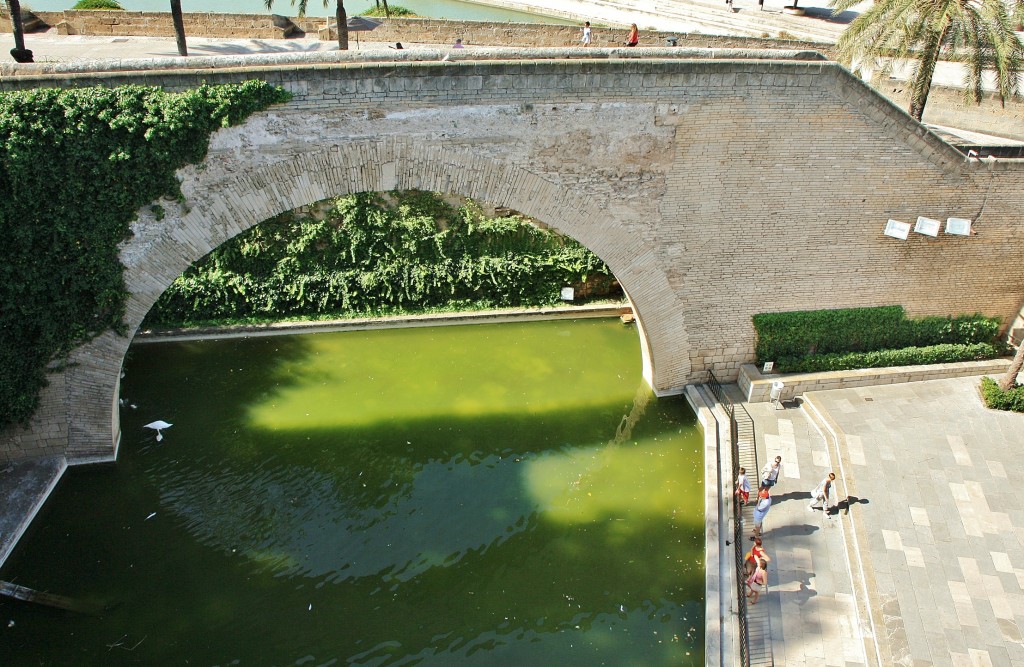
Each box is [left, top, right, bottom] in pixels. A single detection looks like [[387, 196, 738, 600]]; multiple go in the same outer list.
[[143, 192, 620, 327], [754, 306, 1001, 361], [0, 81, 290, 427], [72, 0, 125, 9], [980, 377, 1024, 412], [775, 342, 1006, 373]]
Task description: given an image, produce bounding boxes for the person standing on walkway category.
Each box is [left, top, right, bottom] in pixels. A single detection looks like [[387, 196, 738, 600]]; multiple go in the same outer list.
[[581, 21, 592, 46], [752, 487, 772, 537], [745, 558, 768, 604], [625, 23, 639, 47], [760, 455, 782, 489], [808, 472, 837, 517], [744, 537, 771, 575], [736, 467, 751, 505]]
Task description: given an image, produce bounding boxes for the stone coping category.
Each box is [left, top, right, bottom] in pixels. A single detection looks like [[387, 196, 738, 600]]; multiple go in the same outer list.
[[0, 45, 826, 78], [133, 303, 631, 342], [738, 358, 1012, 402]]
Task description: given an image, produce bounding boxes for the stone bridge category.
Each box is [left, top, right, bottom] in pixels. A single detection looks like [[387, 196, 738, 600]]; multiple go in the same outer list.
[[2, 48, 1023, 463]]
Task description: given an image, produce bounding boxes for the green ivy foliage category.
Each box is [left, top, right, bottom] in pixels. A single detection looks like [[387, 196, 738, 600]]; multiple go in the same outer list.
[[0, 81, 290, 427], [754, 306, 1001, 362], [144, 191, 620, 326], [980, 376, 1024, 412]]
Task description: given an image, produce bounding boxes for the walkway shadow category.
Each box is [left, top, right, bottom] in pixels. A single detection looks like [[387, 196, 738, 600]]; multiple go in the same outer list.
[[763, 522, 820, 540], [802, 6, 859, 25], [769, 490, 808, 504], [836, 495, 869, 514]]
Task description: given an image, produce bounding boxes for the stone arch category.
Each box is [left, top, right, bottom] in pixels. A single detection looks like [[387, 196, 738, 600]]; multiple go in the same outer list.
[[57, 136, 687, 463]]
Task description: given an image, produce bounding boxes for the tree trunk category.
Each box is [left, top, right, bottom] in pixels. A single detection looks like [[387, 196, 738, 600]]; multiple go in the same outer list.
[[336, 0, 349, 50], [6, 0, 34, 63], [170, 0, 188, 57], [999, 339, 1024, 391], [382, 0, 390, 17], [907, 26, 946, 121]]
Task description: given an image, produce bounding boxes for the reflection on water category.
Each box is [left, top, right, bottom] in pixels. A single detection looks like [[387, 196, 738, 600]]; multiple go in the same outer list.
[[1, 319, 704, 666]]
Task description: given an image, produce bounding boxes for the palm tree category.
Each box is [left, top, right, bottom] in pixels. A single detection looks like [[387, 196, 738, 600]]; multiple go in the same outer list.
[[830, 0, 1024, 121], [999, 338, 1024, 390], [5, 0, 34, 62], [266, 0, 348, 50], [170, 0, 188, 56]]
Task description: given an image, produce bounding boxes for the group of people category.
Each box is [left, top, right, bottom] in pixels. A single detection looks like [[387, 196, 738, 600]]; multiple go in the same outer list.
[[735, 456, 839, 604], [580, 22, 640, 47]]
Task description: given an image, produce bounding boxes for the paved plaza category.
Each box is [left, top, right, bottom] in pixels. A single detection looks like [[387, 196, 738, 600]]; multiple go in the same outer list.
[[744, 375, 1024, 667]]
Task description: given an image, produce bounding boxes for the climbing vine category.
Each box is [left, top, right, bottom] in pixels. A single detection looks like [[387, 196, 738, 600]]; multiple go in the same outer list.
[[144, 191, 621, 326], [0, 81, 291, 427]]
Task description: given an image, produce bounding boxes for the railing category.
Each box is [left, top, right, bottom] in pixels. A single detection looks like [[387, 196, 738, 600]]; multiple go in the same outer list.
[[707, 370, 772, 667]]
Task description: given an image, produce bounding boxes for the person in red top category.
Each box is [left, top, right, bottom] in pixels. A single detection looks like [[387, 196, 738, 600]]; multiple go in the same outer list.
[[625, 23, 639, 47], [745, 537, 771, 575]]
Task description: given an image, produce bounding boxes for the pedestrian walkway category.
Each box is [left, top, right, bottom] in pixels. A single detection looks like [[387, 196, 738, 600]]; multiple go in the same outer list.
[[738, 388, 868, 666], [732, 375, 1024, 666]]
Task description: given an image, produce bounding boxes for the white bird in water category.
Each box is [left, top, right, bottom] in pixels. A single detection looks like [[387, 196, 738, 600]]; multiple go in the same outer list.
[[143, 420, 173, 441]]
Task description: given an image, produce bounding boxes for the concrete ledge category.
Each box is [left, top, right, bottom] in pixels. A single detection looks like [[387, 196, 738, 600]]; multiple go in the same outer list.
[[0, 457, 66, 568], [739, 358, 1012, 402]]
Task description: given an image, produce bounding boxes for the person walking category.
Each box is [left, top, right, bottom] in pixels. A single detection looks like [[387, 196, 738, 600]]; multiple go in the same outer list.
[[760, 455, 782, 489], [744, 537, 771, 576], [808, 472, 837, 517], [745, 558, 768, 605], [736, 467, 751, 505], [751, 487, 772, 538], [625, 23, 639, 47], [581, 21, 592, 46]]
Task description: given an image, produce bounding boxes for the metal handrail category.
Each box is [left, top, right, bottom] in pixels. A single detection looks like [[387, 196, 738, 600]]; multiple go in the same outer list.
[[707, 370, 769, 667]]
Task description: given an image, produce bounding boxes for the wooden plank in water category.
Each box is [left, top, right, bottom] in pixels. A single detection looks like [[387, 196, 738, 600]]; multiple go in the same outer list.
[[0, 580, 103, 614]]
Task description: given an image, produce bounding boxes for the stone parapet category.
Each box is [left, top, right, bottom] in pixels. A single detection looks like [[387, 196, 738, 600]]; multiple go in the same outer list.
[[738, 360, 1013, 402]]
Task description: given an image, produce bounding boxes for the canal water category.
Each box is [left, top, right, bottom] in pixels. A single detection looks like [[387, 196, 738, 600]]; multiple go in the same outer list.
[[25, 0, 572, 22], [1, 318, 704, 666]]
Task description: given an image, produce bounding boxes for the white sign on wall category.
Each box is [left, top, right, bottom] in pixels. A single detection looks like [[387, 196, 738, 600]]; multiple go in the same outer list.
[[946, 217, 972, 236], [914, 216, 941, 237], [884, 219, 911, 239]]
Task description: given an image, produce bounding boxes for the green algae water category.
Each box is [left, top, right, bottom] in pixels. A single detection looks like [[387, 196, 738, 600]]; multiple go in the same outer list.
[[1, 318, 704, 666]]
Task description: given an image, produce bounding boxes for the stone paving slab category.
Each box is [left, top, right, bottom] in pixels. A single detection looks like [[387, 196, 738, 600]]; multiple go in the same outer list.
[[0, 457, 65, 569], [802, 376, 1024, 667]]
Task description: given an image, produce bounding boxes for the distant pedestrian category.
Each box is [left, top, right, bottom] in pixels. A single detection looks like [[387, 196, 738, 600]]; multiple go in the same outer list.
[[453, 38, 464, 48], [760, 455, 782, 489], [752, 487, 772, 537], [808, 472, 837, 517], [581, 21, 592, 46], [744, 537, 771, 576], [625, 23, 639, 47], [736, 467, 751, 505], [745, 558, 768, 604]]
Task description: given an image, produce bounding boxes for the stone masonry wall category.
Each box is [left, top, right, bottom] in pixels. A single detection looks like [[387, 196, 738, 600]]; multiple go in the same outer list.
[[3, 10, 831, 53], [1, 54, 1023, 463]]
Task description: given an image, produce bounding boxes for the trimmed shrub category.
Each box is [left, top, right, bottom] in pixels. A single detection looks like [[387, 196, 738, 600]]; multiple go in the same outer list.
[[72, 0, 125, 9], [360, 5, 416, 17], [754, 306, 1001, 362], [980, 377, 1024, 412], [775, 342, 1005, 373]]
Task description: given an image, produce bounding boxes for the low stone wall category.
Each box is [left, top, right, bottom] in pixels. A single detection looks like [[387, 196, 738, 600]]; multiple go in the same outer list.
[[738, 359, 1012, 403], [6, 10, 296, 39], [0, 10, 832, 54]]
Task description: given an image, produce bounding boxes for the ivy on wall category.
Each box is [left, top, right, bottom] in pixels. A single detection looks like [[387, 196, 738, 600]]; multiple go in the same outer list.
[[145, 191, 621, 326], [0, 81, 290, 428]]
